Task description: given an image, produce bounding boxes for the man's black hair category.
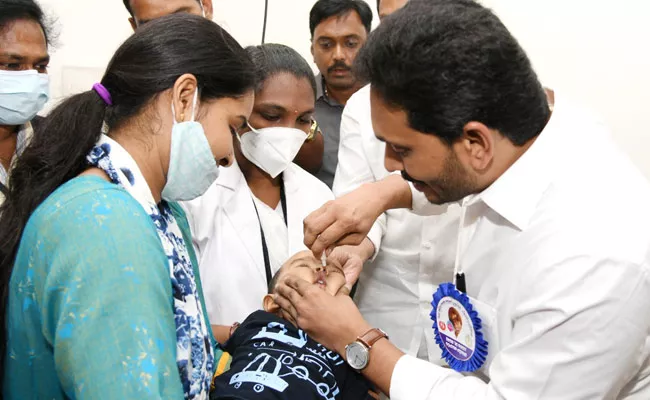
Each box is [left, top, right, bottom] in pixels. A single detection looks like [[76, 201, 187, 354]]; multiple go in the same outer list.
[[0, 0, 53, 46], [122, 0, 202, 17], [309, 0, 373, 37], [355, 0, 550, 146]]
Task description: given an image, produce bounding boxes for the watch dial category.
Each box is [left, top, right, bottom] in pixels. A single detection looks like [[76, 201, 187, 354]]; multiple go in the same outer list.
[[346, 342, 368, 370]]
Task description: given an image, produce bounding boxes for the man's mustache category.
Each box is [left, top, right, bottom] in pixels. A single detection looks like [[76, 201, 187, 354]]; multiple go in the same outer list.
[[328, 61, 351, 73], [401, 170, 426, 186]]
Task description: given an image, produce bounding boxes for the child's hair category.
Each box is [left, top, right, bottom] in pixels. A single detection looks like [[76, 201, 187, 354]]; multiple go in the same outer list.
[[267, 267, 285, 294]]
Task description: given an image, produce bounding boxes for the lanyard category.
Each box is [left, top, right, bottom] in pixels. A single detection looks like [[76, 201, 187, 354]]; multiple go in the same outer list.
[[453, 202, 469, 293], [251, 175, 287, 285]]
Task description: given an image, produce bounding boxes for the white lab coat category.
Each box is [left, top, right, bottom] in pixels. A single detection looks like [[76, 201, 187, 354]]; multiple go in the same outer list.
[[334, 85, 461, 362], [182, 161, 334, 326]]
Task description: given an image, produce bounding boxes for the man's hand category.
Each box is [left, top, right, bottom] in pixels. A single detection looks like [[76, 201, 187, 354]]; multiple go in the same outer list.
[[274, 276, 372, 355], [329, 238, 376, 289], [304, 175, 412, 256]]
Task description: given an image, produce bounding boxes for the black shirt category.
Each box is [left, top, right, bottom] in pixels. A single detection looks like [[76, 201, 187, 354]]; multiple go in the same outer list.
[[211, 310, 373, 400]]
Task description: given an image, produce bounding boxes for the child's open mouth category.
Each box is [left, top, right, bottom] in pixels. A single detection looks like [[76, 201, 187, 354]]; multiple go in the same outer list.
[[315, 270, 327, 289]]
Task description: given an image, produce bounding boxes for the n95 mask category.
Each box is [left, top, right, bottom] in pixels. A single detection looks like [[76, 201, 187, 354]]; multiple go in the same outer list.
[[236, 124, 307, 178]]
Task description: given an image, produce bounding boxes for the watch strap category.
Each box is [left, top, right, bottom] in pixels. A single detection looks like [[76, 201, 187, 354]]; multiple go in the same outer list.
[[357, 328, 388, 349]]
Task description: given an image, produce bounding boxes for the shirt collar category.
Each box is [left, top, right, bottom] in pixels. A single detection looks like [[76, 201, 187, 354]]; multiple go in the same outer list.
[[469, 94, 563, 231], [215, 158, 245, 191], [316, 74, 325, 100], [315, 74, 343, 107]]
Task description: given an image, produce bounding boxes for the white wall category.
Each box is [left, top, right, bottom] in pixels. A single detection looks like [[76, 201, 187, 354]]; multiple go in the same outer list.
[[37, 0, 650, 177]]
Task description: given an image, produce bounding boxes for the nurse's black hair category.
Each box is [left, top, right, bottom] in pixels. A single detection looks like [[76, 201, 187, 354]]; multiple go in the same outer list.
[[245, 43, 317, 99], [355, 0, 550, 146], [0, 13, 255, 381], [0, 0, 53, 47], [309, 0, 373, 37]]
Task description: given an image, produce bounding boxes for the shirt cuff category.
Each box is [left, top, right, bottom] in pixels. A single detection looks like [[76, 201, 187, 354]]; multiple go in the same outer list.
[[390, 355, 450, 400], [366, 222, 383, 262]]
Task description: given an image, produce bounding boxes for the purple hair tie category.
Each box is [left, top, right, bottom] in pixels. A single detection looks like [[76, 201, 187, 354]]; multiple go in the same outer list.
[[92, 83, 113, 106]]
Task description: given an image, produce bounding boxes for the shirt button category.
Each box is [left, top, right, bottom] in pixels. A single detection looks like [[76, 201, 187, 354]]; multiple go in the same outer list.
[[423, 242, 432, 250]]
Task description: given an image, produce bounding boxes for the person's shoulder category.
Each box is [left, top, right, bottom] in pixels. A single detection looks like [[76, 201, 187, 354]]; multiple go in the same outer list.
[[28, 176, 151, 235], [345, 84, 371, 111], [286, 163, 333, 198], [182, 162, 244, 213]]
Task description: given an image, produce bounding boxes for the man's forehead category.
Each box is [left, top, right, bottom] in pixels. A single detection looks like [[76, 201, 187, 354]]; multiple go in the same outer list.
[[370, 90, 413, 142], [313, 11, 367, 39], [131, 0, 201, 21], [0, 21, 48, 60]]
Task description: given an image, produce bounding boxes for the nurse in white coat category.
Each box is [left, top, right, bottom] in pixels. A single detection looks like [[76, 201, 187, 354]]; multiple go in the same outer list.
[[182, 44, 333, 335]]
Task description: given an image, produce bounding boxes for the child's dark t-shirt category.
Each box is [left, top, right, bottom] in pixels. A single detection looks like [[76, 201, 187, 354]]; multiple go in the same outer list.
[[211, 310, 373, 400]]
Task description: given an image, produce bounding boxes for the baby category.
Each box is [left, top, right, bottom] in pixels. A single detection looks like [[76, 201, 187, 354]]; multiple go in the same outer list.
[[211, 251, 375, 400]]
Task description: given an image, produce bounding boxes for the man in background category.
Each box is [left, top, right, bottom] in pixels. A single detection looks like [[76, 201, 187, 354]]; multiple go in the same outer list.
[[309, 0, 372, 188], [122, 0, 213, 30]]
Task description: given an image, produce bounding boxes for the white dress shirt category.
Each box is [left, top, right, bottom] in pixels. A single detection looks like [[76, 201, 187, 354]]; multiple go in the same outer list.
[[182, 161, 334, 325], [390, 93, 650, 399], [334, 85, 461, 362]]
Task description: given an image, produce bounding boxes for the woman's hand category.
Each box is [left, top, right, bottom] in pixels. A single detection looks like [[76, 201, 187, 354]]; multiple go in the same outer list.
[[274, 275, 372, 355]]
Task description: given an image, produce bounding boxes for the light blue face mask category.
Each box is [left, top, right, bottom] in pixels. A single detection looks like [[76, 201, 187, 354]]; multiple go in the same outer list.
[[0, 70, 50, 125], [161, 89, 220, 202]]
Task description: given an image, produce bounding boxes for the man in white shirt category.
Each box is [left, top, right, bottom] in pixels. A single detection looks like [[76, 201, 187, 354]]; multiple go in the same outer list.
[[275, 1, 650, 398]]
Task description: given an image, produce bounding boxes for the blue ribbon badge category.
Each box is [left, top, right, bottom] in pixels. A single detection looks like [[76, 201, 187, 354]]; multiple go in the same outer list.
[[429, 282, 488, 372]]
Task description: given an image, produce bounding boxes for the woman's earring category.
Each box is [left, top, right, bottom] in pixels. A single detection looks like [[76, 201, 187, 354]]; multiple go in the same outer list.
[[180, 112, 185, 121]]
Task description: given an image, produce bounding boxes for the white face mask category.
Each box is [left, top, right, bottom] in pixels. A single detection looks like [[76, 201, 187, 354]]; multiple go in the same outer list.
[[0, 70, 49, 125], [236, 124, 307, 178], [161, 89, 220, 201]]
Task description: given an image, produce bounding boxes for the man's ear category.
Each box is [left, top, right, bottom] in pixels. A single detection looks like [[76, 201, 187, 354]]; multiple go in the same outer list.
[[202, 0, 214, 20], [263, 294, 280, 313], [128, 17, 137, 32], [459, 121, 495, 172]]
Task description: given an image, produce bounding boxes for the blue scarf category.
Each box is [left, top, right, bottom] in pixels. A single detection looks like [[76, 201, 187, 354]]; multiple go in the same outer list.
[[87, 134, 214, 399]]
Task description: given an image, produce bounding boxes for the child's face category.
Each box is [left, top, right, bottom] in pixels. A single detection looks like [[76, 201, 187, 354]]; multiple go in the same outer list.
[[280, 251, 346, 296]]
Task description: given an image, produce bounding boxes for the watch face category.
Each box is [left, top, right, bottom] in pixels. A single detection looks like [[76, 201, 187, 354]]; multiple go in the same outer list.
[[345, 342, 369, 370]]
